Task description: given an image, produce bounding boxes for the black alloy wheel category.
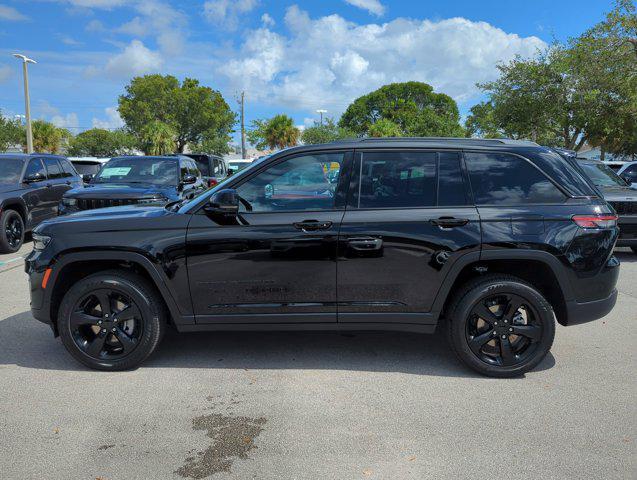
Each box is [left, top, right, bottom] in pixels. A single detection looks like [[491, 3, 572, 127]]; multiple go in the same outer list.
[[69, 289, 143, 360], [0, 209, 24, 253], [465, 293, 542, 367]]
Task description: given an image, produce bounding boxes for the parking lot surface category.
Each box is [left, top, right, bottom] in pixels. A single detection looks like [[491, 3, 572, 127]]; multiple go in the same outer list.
[[0, 246, 635, 479]]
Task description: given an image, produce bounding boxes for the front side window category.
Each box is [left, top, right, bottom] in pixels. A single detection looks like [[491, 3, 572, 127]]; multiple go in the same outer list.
[[43, 158, 62, 179], [60, 159, 76, 177], [357, 151, 437, 208], [465, 152, 565, 205], [0, 158, 25, 183], [94, 157, 179, 185], [24, 158, 45, 179], [236, 153, 344, 212]]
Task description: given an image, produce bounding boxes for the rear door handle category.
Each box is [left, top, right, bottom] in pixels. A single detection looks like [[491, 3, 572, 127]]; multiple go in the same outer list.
[[430, 217, 470, 228], [348, 237, 383, 251], [293, 220, 333, 232]]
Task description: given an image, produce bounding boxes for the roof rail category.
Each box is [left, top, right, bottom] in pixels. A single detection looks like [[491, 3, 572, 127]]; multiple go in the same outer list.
[[355, 137, 539, 146]]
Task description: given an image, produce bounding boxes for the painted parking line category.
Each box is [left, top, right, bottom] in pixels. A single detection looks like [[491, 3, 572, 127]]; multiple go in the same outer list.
[[0, 256, 25, 267]]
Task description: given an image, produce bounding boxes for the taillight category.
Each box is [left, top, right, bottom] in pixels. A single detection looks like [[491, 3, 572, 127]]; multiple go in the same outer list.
[[208, 179, 218, 187], [572, 214, 618, 229]]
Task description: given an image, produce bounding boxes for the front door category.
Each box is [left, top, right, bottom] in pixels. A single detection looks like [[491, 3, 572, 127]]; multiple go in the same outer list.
[[22, 158, 55, 227], [337, 150, 481, 324], [187, 151, 352, 323]]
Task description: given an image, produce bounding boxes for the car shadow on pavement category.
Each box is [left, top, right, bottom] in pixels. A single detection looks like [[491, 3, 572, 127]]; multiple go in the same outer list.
[[615, 250, 636, 263], [0, 311, 555, 378]]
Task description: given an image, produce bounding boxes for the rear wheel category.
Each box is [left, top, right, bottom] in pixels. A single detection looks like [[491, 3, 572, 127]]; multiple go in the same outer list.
[[446, 275, 555, 378], [0, 209, 24, 253], [58, 270, 167, 370]]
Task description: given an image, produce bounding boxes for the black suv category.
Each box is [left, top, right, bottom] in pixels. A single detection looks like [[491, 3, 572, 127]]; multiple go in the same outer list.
[[184, 153, 228, 187], [0, 153, 82, 253], [576, 158, 637, 253], [26, 139, 620, 377], [59, 155, 206, 214]]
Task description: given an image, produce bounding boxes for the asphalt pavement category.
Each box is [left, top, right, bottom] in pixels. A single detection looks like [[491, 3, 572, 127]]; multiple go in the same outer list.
[[0, 245, 635, 479]]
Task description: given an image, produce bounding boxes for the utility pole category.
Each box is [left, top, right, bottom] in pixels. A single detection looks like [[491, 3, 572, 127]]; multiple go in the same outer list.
[[316, 109, 327, 126], [240, 91, 247, 159], [13, 54, 36, 153]]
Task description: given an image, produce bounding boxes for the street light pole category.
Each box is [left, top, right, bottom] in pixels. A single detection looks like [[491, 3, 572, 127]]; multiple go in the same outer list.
[[316, 109, 327, 126], [12, 54, 36, 153]]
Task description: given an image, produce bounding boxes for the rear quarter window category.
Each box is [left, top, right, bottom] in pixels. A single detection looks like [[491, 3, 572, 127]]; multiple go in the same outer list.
[[465, 152, 566, 205]]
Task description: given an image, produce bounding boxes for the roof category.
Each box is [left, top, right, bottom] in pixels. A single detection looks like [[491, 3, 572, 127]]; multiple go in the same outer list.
[[0, 152, 66, 159]]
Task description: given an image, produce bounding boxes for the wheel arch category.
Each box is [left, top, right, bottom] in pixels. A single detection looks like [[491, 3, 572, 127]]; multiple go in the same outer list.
[[1, 198, 28, 228]]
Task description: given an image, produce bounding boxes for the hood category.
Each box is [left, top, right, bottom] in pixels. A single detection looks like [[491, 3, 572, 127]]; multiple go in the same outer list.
[[0, 183, 22, 195], [597, 185, 637, 203], [36, 205, 175, 231], [64, 182, 176, 200]]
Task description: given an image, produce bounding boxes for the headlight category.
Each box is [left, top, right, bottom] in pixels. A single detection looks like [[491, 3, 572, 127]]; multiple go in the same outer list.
[[33, 233, 51, 250], [62, 197, 77, 207], [137, 196, 167, 204]]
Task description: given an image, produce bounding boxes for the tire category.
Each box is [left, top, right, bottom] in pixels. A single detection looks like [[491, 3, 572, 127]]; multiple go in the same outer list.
[[57, 269, 167, 371], [0, 209, 25, 254], [446, 274, 555, 378]]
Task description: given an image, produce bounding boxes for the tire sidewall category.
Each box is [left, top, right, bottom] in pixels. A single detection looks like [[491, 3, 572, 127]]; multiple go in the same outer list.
[[58, 273, 163, 370], [0, 209, 24, 253], [449, 279, 555, 377]]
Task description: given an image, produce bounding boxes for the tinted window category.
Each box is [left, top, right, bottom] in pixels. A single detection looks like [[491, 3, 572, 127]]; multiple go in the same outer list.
[[24, 158, 45, 179], [438, 152, 467, 206], [43, 158, 63, 179], [0, 158, 25, 183], [579, 161, 628, 188], [194, 157, 210, 176], [59, 159, 76, 177], [188, 160, 200, 177], [72, 162, 102, 176], [212, 158, 222, 176], [236, 153, 344, 212], [358, 151, 436, 208], [465, 152, 565, 205]]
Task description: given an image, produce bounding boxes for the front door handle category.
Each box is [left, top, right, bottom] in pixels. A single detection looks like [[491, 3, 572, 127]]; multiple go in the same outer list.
[[348, 237, 383, 251], [293, 220, 333, 232], [430, 217, 470, 228]]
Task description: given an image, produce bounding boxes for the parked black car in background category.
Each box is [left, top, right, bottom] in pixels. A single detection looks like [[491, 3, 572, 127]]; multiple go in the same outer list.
[[0, 154, 82, 253], [577, 158, 637, 253], [69, 158, 109, 184], [60, 155, 206, 214], [617, 161, 637, 186], [184, 153, 227, 187], [27, 139, 620, 376]]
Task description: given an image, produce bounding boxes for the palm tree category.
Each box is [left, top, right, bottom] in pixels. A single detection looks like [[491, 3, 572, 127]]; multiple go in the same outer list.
[[264, 114, 300, 149], [140, 121, 176, 155]]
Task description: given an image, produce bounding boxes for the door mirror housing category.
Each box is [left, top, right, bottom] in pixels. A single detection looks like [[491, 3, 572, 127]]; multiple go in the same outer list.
[[182, 173, 197, 185], [24, 172, 46, 183], [82, 173, 94, 183], [204, 189, 240, 216]]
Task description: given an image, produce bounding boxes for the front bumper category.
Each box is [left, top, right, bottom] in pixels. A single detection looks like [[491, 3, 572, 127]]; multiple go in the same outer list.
[[564, 289, 618, 326]]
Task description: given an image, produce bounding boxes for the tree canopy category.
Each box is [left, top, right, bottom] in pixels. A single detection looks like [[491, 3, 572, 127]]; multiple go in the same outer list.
[[248, 114, 300, 150], [0, 112, 23, 152], [68, 128, 135, 157], [339, 81, 465, 138], [118, 74, 235, 154], [301, 118, 353, 145]]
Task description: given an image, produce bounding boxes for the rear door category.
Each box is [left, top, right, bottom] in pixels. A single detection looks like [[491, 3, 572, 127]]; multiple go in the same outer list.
[[337, 150, 481, 324]]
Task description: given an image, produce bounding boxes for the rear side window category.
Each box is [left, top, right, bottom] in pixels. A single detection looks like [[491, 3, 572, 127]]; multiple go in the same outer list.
[[438, 152, 467, 206], [59, 159, 76, 177], [465, 152, 565, 205], [43, 158, 62, 179], [358, 151, 437, 208]]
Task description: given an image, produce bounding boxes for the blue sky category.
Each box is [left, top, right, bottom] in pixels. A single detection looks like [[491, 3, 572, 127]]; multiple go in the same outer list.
[[0, 0, 615, 144]]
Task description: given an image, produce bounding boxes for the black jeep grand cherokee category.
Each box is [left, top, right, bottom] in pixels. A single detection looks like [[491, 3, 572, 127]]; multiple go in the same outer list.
[[26, 138, 620, 377]]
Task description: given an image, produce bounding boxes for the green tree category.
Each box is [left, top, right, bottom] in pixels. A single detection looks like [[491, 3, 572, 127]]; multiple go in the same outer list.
[[368, 118, 403, 137], [0, 112, 23, 152], [339, 81, 464, 137], [118, 74, 235, 153], [139, 121, 177, 155], [68, 128, 135, 157], [301, 118, 354, 144], [464, 101, 505, 139], [30, 120, 70, 154], [247, 114, 300, 150]]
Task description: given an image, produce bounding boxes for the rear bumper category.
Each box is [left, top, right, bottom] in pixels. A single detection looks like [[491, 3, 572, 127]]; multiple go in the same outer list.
[[564, 289, 618, 326]]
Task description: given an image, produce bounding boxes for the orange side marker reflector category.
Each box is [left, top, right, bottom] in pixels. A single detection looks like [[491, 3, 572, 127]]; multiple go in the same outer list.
[[42, 268, 52, 289]]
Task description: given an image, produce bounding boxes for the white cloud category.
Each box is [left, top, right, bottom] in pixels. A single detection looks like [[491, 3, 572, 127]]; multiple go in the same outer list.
[[51, 112, 80, 130], [92, 106, 124, 129], [0, 5, 28, 21], [116, 16, 147, 36], [85, 19, 105, 32], [261, 13, 275, 27], [203, 0, 259, 30], [344, 0, 385, 17], [218, 8, 546, 113], [105, 39, 163, 77], [0, 64, 12, 83]]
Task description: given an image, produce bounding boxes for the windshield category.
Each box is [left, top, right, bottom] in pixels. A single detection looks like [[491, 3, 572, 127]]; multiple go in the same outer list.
[[579, 162, 629, 188], [0, 158, 25, 183], [93, 157, 179, 185]]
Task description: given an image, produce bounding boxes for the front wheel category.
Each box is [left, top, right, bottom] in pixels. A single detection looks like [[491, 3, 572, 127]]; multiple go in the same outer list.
[[0, 209, 24, 253], [446, 275, 555, 378], [58, 270, 167, 370]]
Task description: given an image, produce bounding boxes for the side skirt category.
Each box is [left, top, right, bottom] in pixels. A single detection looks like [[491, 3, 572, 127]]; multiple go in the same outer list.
[[175, 322, 437, 334]]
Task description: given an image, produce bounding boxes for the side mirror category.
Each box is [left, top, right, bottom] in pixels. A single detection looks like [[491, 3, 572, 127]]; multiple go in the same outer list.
[[204, 189, 239, 216], [182, 174, 197, 185], [24, 172, 45, 183], [82, 174, 94, 183]]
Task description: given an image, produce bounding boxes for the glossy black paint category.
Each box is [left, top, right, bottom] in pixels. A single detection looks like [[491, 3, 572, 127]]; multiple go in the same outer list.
[[0, 153, 82, 231], [26, 138, 620, 336]]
